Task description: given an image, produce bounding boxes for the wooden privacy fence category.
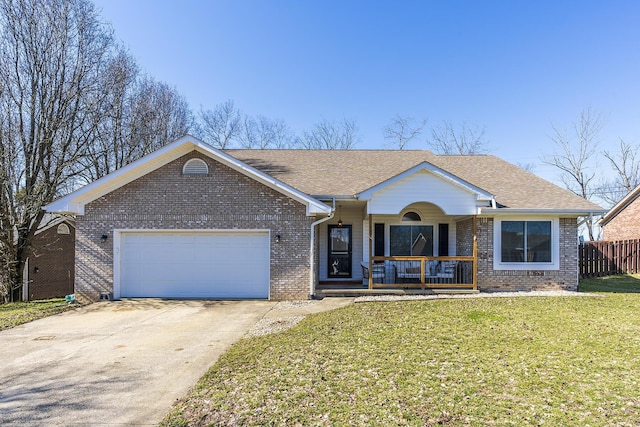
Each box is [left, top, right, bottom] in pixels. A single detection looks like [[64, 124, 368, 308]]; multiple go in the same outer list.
[[579, 239, 640, 278]]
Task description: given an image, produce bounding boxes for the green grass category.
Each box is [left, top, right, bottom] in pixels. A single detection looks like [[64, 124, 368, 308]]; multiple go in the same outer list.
[[580, 273, 640, 293], [0, 299, 72, 330], [162, 276, 640, 426]]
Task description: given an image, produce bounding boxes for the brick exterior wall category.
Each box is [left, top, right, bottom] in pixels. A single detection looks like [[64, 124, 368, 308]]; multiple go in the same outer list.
[[455, 218, 474, 257], [474, 217, 578, 291], [27, 222, 75, 300], [75, 151, 313, 303], [603, 196, 640, 241]]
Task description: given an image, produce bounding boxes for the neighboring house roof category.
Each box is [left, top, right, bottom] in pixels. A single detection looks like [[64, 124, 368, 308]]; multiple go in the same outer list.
[[44, 136, 331, 216], [225, 149, 605, 212], [598, 185, 640, 226]]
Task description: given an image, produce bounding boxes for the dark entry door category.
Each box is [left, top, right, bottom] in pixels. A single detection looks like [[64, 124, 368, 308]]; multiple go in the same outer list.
[[328, 225, 352, 278]]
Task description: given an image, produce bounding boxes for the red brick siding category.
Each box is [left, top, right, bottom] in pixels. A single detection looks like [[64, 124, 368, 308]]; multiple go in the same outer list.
[[475, 217, 578, 291], [603, 197, 640, 241], [75, 151, 313, 302], [28, 223, 75, 300]]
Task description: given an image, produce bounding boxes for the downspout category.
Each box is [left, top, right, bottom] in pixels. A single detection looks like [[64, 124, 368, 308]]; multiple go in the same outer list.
[[22, 258, 29, 302], [309, 199, 335, 299]]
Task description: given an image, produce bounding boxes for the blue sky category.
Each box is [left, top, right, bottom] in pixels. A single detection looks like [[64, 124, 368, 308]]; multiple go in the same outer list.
[[93, 0, 640, 184]]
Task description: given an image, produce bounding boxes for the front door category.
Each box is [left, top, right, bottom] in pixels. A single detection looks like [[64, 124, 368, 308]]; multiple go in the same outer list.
[[328, 225, 352, 278]]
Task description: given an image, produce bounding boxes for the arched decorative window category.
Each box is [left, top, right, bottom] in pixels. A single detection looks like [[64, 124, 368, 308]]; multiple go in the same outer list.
[[183, 158, 209, 175], [57, 223, 71, 235], [402, 211, 421, 222]]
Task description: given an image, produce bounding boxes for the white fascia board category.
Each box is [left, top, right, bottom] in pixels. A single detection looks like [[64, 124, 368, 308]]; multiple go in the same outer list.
[[357, 161, 495, 202], [480, 207, 609, 216], [44, 199, 87, 215], [44, 135, 330, 216]]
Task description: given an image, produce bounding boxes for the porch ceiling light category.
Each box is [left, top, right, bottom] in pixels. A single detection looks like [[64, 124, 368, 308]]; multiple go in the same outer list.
[[337, 205, 343, 227]]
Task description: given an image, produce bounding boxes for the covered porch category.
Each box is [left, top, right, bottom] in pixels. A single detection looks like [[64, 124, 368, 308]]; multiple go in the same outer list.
[[317, 216, 479, 296], [314, 163, 492, 297]]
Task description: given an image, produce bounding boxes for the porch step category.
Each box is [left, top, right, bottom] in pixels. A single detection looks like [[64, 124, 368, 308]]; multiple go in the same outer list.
[[317, 288, 479, 298]]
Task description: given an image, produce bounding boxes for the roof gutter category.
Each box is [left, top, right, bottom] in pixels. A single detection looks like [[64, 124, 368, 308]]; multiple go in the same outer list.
[[479, 207, 608, 216], [309, 198, 334, 299]]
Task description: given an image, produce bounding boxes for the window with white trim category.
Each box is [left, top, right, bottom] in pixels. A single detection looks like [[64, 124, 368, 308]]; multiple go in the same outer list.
[[501, 221, 551, 263], [493, 217, 559, 271]]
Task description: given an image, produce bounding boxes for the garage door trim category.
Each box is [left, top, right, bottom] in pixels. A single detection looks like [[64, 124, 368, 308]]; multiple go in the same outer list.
[[113, 229, 271, 299]]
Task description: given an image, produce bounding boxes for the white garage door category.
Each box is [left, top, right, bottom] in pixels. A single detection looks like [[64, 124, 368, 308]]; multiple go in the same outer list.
[[118, 231, 269, 299]]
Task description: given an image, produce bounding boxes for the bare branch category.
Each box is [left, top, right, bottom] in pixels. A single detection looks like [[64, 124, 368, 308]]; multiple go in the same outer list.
[[383, 115, 427, 150], [197, 100, 241, 149], [238, 115, 294, 149], [299, 118, 359, 149], [428, 121, 490, 155], [541, 107, 603, 240], [601, 139, 640, 204]]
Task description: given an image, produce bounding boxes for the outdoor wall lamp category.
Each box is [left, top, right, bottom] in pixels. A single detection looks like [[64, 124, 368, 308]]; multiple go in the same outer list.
[[100, 234, 108, 242], [276, 234, 281, 243]]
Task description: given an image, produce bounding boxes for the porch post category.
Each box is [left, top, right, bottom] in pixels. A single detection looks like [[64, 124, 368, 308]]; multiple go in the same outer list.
[[368, 213, 373, 289], [473, 215, 478, 291]]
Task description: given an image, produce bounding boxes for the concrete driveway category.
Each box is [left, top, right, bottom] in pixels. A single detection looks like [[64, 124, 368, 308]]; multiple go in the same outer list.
[[0, 299, 276, 426]]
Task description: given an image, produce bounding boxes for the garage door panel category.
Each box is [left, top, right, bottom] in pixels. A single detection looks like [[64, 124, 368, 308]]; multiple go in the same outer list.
[[119, 231, 269, 299]]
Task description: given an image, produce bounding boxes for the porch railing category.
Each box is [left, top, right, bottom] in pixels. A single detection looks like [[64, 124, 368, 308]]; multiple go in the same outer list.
[[366, 256, 477, 290]]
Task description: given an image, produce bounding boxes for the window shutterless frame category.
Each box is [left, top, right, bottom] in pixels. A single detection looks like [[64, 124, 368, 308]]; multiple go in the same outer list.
[[493, 217, 560, 271]]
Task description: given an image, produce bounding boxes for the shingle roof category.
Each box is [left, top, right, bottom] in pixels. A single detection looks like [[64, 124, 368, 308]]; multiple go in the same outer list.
[[224, 149, 604, 211]]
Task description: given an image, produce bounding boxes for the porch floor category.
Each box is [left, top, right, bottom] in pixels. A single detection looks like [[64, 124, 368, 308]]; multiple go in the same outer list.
[[316, 285, 479, 298]]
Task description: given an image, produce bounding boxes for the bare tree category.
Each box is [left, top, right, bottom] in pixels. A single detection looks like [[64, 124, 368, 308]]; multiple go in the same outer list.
[[238, 115, 294, 149], [79, 49, 139, 182], [126, 77, 193, 161], [428, 121, 490, 155], [0, 0, 120, 301], [600, 139, 640, 205], [383, 115, 427, 149], [299, 118, 359, 149], [78, 65, 193, 184], [198, 100, 241, 149], [542, 108, 603, 240]]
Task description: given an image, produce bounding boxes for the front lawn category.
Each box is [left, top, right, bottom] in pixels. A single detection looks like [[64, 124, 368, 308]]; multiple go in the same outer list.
[[0, 299, 71, 331], [580, 273, 640, 293], [163, 279, 640, 426]]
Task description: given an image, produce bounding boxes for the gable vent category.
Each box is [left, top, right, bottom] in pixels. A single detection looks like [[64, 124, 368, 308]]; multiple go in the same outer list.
[[183, 158, 209, 175], [57, 223, 71, 235]]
